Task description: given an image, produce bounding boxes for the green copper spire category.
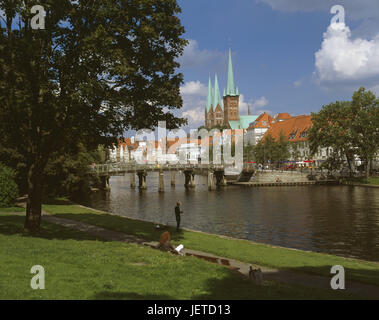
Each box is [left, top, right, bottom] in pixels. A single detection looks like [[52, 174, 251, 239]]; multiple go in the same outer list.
[[206, 76, 213, 112], [213, 74, 222, 111], [226, 49, 238, 96]]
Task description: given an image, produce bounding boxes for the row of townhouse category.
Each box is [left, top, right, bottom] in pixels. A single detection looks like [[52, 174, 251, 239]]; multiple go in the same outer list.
[[108, 112, 377, 169], [258, 114, 379, 169]]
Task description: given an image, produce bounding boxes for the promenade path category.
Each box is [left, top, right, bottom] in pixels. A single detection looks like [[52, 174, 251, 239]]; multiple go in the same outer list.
[[11, 207, 379, 299]]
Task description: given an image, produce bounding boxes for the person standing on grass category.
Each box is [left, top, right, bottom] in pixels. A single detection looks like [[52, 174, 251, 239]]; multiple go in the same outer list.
[[175, 201, 183, 231]]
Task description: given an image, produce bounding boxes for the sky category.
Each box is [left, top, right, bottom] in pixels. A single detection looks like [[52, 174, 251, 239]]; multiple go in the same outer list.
[[177, 0, 379, 129]]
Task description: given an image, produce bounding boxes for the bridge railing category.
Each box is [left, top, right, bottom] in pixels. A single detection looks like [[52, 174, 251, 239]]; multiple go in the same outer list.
[[89, 161, 254, 175]]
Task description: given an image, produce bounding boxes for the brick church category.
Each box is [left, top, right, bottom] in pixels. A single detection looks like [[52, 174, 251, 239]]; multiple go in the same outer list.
[[205, 49, 257, 130]]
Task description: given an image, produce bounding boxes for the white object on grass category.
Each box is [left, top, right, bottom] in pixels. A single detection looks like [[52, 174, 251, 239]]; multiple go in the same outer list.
[[175, 244, 184, 254]]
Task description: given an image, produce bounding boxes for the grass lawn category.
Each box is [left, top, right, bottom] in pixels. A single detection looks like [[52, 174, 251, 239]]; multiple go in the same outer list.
[[0, 212, 359, 300], [345, 177, 379, 185], [41, 202, 379, 287], [0, 207, 25, 212]]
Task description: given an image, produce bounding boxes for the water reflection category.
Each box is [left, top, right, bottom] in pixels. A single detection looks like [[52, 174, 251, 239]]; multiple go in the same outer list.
[[79, 173, 379, 261]]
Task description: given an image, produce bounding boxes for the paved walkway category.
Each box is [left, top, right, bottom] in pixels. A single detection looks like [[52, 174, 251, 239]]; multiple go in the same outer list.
[[40, 214, 379, 299]]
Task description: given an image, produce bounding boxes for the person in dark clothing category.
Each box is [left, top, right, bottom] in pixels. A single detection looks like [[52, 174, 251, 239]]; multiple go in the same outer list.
[[175, 201, 183, 231]]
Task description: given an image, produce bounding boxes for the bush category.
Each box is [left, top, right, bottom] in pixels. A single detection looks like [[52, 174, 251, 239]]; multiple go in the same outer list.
[[0, 163, 19, 207]]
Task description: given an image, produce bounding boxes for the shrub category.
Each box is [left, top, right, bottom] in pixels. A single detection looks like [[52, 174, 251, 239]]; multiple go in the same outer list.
[[0, 163, 19, 207]]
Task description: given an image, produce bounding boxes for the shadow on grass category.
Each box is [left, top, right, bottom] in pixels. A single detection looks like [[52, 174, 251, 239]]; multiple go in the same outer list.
[[42, 198, 74, 205], [50, 212, 379, 288], [53, 213, 186, 243], [191, 269, 364, 300], [0, 214, 107, 242], [92, 267, 365, 300], [93, 292, 173, 300]]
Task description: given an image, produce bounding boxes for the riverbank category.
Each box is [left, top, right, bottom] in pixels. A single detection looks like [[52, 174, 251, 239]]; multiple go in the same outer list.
[[342, 177, 379, 188], [1, 208, 365, 300], [40, 201, 379, 287]]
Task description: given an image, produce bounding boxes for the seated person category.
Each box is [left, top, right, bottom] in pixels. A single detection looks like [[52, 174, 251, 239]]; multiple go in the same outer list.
[[157, 231, 177, 253]]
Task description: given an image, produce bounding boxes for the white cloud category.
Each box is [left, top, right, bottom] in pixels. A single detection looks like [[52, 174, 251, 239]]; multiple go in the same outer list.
[[182, 107, 204, 124], [180, 80, 207, 129], [178, 40, 224, 68], [252, 96, 269, 109], [239, 94, 271, 115], [314, 23, 379, 84], [180, 81, 207, 96]]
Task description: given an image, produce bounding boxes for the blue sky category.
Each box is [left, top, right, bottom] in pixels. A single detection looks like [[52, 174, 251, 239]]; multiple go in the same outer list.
[[177, 0, 379, 129]]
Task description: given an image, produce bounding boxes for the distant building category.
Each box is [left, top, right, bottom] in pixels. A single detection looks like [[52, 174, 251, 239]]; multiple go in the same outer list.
[[274, 113, 292, 122], [205, 49, 258, 130], [262, 115, 330, 165], [245, 112, 275, 145]]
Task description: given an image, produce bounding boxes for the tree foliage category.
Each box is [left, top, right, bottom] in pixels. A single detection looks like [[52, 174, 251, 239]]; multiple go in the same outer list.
[[0, 0, 187, 232], [309, 87, 379, 177], [0, 163, 19, 207], [254, 132, 290, 167]]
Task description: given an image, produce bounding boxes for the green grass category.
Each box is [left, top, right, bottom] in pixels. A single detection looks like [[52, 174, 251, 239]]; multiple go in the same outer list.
[[345, 177, 379, 185], [42, 203, 379, 287], [0, 212, 358, 300], [0, 206, 24, 212]]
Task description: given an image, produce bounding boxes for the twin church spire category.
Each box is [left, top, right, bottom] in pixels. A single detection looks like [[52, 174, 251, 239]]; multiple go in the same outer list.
[[206, 49, 239, 113]]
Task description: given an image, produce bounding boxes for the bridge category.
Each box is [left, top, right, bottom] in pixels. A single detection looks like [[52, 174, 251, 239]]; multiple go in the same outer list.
[[90, 162, 254, 191]]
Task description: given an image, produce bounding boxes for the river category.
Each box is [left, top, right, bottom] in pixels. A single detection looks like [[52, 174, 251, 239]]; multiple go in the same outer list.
[[78, 172, 379, 261]]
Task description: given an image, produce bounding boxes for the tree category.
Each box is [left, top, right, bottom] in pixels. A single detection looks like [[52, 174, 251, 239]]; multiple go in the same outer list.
[[0, 163, 18, 207], [0, 0, 187, 232], [276, 131, 290, 167], [290, 143, 301, 162], [243, 142, 254, 163], [43, 143, 105, 199], [309, 88, 379, 178], [254, 134, 279, 166], [350, 88, 379, 178], [308, 100, 355, 174]]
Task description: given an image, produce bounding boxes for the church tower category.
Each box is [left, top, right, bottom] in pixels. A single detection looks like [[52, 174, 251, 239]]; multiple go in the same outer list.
[[205, 76, 213, 128], [223, 49, 240, 126], [213, 74, 223, 126]]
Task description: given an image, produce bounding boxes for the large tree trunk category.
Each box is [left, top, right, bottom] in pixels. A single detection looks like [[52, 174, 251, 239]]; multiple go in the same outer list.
[[24, 164, 43, 233]]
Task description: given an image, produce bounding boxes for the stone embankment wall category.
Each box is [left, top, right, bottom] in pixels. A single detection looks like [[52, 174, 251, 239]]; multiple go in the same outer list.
[[252, 171, 310, 183]]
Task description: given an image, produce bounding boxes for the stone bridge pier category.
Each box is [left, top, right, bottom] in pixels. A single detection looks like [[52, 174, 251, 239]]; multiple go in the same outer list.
[[208, 171, 215, 191], [158, 169, 164, 193], [100, 175, 110, 191], [170, 171, 176, 187], [184, 169, 195, 189], [214, 169, 227, 186], [130, 172, 136, 188], [137, 170, 147, 190]]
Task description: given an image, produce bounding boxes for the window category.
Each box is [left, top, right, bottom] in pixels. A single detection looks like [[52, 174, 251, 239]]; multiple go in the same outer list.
[[262, 121, 267, 126]]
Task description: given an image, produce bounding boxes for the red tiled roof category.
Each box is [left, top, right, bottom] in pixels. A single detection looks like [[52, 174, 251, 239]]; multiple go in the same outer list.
[[249, 112, 275, 129], [275, 113, 292, 121], [263, 115, 312, 143]]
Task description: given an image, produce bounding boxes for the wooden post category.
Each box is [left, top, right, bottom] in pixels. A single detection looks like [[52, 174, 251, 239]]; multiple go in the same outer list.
[[130, 172, 136, 189], [137, 170, 147, 190], [190, 172, 195, 188], [158, 169, 164, 193], [208, 171, 215, 191], [171, 171, 176, 187]]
